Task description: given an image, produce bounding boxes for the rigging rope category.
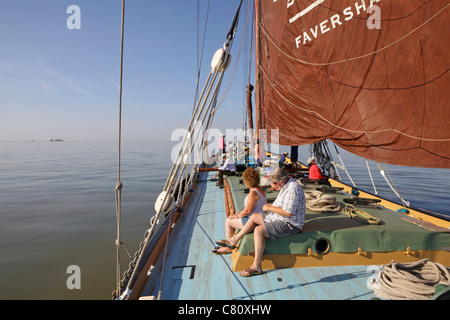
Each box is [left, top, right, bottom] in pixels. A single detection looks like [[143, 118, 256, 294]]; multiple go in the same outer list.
[[333, 144, 356, 187], [376, 162, 410, 208], [214, 0, 250, 113], [193, 0, 211, 111], [371, 259, 450, 300], [310, 141, 336, 178], [366, 160, 378, 195], [114, 0, 126, 299]]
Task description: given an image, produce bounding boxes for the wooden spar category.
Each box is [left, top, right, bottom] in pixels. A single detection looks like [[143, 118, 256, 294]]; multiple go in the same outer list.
[[224, 179, 236, 218], [254, 0, 261, 157]]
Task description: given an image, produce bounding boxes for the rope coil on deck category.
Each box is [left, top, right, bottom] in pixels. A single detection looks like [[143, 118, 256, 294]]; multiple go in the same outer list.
[[305, 191, 341, 213], [371, 259, 450, 300], [341, 204, 381, 225]]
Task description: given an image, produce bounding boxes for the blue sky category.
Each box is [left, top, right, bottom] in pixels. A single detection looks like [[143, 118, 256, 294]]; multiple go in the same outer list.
[[0, 0, 250, 141]]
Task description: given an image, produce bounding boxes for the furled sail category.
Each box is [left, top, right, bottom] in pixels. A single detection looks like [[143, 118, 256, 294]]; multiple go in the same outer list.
[[255, 0, 450, 168]]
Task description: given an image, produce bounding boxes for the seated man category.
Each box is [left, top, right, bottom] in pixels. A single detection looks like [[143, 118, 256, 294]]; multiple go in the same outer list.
[[216, 154, 236, 187], [216, 168, 305, 277]]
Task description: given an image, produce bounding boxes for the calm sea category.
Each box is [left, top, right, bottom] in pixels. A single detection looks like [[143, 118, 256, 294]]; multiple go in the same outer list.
[[0, 141, 449, 300]]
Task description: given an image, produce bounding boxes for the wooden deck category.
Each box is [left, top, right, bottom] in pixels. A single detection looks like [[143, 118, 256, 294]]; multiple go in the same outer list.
[[140, 171, 377, 300]]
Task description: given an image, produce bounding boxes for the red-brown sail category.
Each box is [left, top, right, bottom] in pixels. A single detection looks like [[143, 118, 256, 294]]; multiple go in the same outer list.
[[255, 0, 450, 168]]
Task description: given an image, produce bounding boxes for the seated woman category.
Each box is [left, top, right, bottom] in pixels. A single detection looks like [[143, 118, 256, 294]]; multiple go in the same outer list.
[[213, 167, 267, 255]]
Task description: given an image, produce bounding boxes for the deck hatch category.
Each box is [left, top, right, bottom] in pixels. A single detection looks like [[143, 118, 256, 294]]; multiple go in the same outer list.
[[171, 265, 196, 280]]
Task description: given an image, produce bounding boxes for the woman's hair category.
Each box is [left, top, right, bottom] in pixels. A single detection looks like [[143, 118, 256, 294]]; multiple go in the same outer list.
[[242, 167, 260, 188]]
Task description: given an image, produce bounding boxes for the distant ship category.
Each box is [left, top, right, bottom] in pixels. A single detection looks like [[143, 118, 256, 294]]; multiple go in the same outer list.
[[50, 139, 64, 142]]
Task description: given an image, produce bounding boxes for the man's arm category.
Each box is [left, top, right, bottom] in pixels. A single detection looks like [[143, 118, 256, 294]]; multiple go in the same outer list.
[[262, 203, 293, 217]]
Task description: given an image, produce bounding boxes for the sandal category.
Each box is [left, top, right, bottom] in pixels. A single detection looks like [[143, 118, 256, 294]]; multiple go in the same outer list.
[[212, 247, 232, 255], [215, 239, 236, 249], [240, 268, 263, 277]]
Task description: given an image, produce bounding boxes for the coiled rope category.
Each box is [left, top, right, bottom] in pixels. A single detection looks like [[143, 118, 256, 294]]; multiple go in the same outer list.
[[342, 204, 381, 225], [371, 259, 450, 300], [305, 191, 340, 213]]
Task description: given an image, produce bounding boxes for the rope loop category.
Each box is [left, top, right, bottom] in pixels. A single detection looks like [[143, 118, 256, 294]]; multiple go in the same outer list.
[[115, 180, 123, 191], [342, 204, 381, 225], [305, 191, 341, 213]]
